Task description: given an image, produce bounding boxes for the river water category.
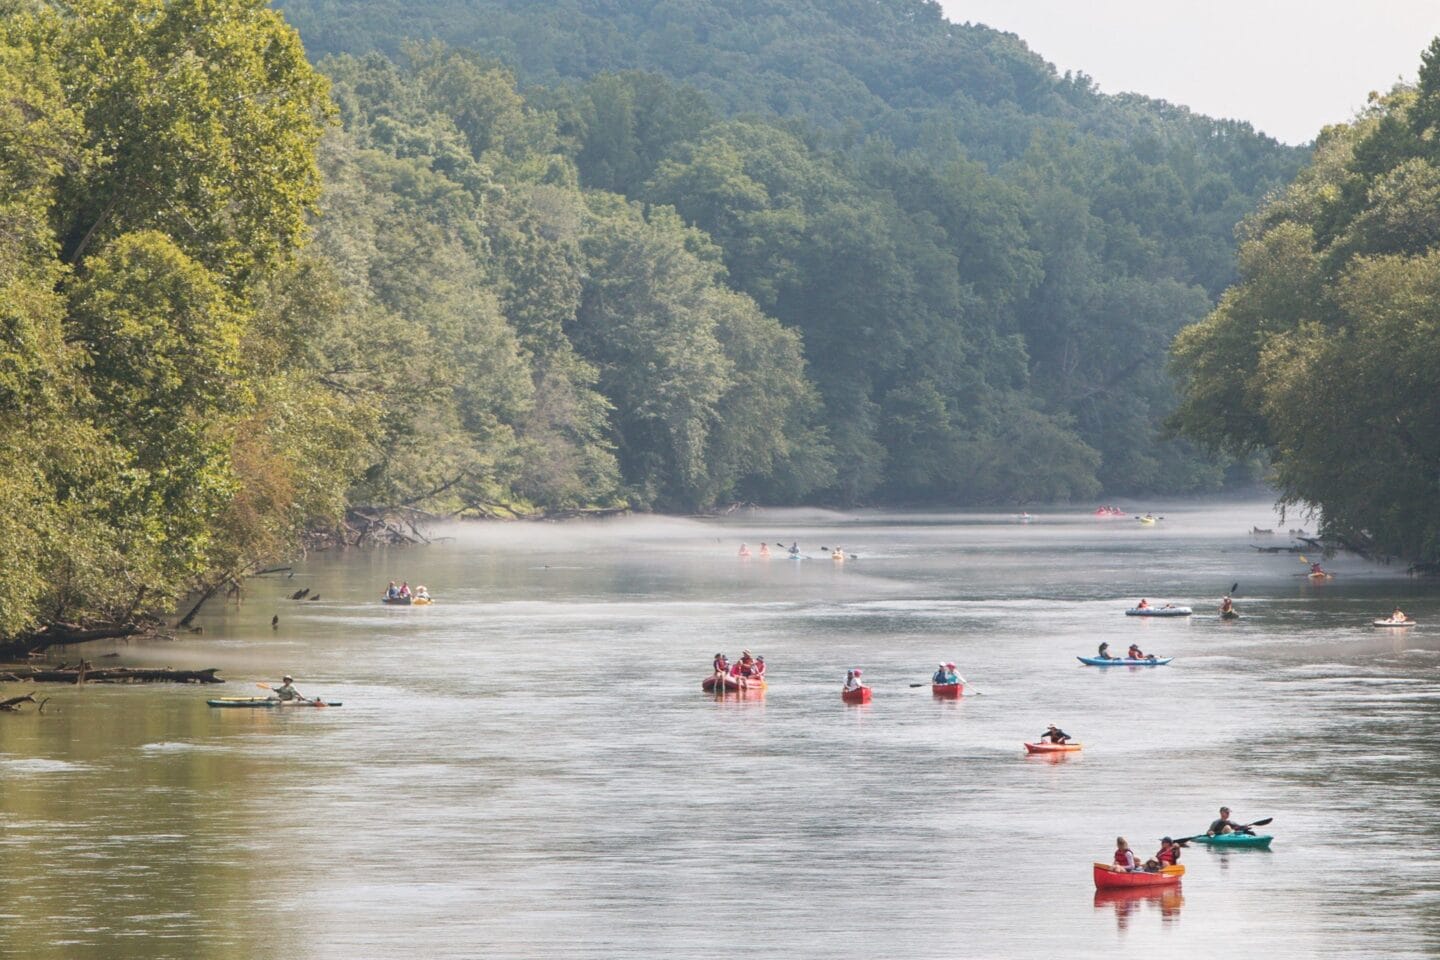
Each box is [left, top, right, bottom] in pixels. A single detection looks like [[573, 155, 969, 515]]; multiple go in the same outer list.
[[1, 501, 1437, 959]]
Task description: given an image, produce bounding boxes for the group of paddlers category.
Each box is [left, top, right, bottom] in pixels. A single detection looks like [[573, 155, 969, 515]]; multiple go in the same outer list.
[[1110, 806, 1260, 872], [384, 581, 431, 601], [713, 649, 766, 681]]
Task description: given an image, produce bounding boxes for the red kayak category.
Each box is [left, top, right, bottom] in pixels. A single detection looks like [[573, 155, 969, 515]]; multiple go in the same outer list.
[[841, 686, 872, 705], [1024, 741, 1082, 754], [1093, 863, 1184, 889], [931, 682, 964, 698], [702, 675, 764, 693]]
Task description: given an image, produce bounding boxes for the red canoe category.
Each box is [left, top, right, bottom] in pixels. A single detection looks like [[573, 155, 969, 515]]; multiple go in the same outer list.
[[931, 682, 964, 698], [1024, 741, 1082, 754], [841, 686, 872, 704], [702, 675, 765, 693], [1093, 863, 1184, 890]]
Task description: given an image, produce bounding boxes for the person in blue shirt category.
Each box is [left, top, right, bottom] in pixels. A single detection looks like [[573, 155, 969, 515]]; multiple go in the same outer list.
[[932, 662, 949, 683]]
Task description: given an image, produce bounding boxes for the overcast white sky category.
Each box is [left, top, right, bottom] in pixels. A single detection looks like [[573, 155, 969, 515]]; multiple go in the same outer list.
[[939, 1, 1440, 144]]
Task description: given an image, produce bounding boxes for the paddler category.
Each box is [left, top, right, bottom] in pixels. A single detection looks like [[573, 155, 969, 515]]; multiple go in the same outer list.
[[1309, 561, 1326, 577], [738, 543, 751, 558], [1113, 837, 1139, 872], [758, 543, 770, 559], [1039, 724, 1071, 744], [843, 669, 866, 692], [712, 652, 729, 675], [1127, 643, 1148, 660], [1097, 642, 1119, 660], [1206, 806, 1242, 836], [1220, 595, 1235, 616], [1391, 606, 1407, 623], [932, 662, 949, 684], [1135, 598, 1151, 610], [1145, 837, 1181, 871], [736, 649, 757, 677], [272, 675, 305, 702], [944, 661, 962, 684], [752, 656, 766, 680], [788, 542, 800, 558]]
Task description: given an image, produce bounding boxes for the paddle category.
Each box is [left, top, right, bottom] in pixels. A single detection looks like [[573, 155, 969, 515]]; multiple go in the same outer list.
[[1175, 817, 1273, 845], [256, 681, 320, 705]]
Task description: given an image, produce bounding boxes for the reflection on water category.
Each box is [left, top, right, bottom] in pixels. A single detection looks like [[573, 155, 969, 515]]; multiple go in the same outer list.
[[1094, 887, 1185, 931], [1, 501, 1438, 958]]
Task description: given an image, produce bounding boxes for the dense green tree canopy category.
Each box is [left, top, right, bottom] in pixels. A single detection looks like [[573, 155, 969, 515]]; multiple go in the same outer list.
[[1170, 38, 1440, 562]]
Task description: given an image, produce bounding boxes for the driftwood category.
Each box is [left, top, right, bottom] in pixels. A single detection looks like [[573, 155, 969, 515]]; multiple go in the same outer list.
[[0, 694, 36, 711], [0, 664, 223, 684], [0, 622, 144, 660]]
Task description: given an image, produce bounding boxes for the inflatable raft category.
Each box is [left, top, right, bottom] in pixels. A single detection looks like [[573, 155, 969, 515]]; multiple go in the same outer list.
[[701, 675, 765, 693], [1125, 606, 1191, 617]]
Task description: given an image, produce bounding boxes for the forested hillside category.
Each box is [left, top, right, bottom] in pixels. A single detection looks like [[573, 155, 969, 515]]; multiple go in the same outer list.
[[282, 0, 1307, 501], [1171, 39, 1440, 564]]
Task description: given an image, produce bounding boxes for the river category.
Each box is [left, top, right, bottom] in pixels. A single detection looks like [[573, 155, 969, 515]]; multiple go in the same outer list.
[[1, 501, 1436, 959]]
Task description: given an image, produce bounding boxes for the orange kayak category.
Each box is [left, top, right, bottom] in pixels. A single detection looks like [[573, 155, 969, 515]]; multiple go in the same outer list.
[[1024, 741, 1081, 754], [841, 686, 871, 704], [931, 682, 964, 698], [1093, 863, 1183, 889]]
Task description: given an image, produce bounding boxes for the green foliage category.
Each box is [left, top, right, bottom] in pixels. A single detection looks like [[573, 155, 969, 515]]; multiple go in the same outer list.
[[1170, 54, 1440, 562]]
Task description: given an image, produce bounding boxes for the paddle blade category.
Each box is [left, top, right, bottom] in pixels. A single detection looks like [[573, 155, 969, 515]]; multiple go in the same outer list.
[[256, 682, 272, 690], [1247, 817, 1274, 827]]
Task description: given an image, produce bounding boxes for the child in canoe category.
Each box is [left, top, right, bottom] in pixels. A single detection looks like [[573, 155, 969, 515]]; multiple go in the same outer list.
[[1145, 838, 1181, 871]]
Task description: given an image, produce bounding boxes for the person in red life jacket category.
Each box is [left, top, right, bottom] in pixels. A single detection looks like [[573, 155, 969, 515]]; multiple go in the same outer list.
[[735, 649, 757, 677], [1113, 837, 1139, 872], [712, 653, 729, 678], [752, 656, 766, 680], [1136, 598, 1150, 610], [1146, 837, 1181, 871], [1310, 561, 1326, 576], [1127, 643, 1148, 660]]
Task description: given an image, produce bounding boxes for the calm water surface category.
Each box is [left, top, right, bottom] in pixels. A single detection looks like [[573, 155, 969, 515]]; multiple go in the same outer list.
[[2, 502, 1438, 959]]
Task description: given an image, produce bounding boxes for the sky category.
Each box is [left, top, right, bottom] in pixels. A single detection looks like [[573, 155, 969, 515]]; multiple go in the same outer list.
[[939, 1, 1440, 144]]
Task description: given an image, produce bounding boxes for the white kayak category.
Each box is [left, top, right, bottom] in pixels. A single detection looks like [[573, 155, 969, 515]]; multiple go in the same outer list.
[[1373, 619, 1416, 627], [1124, 607, 1192, 617]]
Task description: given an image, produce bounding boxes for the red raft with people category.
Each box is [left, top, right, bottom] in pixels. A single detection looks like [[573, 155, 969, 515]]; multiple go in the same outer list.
[[702, 650, 766, 693], [1092, 863, 1184, 890]]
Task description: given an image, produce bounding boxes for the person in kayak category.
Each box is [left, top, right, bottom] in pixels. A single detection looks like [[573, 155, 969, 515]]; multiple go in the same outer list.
[[843, 669, 866, 692], [1127, 643, 1149, 660], [1097, 642, 1119, 660], [1135, 598, 1151, 610], [1207, 806, 1243, 836], [1391, 606, 1408, 623], [1113, 837, 1139, 871], [415, 585, 431, 601], [738, 543, 751, 558], [272, 675, 305, 702], [758, 543, 770, 559], [384, 581, 400, 599], [932, 662, 949, 683], [1145, 837, 1181, 871], [944, 661, 963, 684], [1220, 595, 1235, 616], [1039, 724, 1071, 744], [398, 581, 411, 599], [1309, 561, 1326, 576], [788, 542, 800, 557]]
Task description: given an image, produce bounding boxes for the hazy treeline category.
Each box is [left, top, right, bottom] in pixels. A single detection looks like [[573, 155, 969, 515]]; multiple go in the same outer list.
[[1171, 39, 1440, 563], [282, 0, 1306, 503]]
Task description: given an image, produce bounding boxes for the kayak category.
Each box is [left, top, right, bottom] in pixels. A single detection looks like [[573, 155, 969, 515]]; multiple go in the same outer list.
[[1188, 833, 1273, 849], [207, 698, 341, 708], [1137, 517, 1157, 525], [841, 686, 872, 705], [1125, 607, 1192, 617], [931, 682, 964, 698], [1307, 572, 1333, 580], [701, 675, 766, 693], [1078, 656, 1173, 667], [1024, 741, 1081, 753], [1093, 863, 1184, 889], [382, 596, 433, 605], [1220, 610, 1240, 620], [1373, 619, 1415, 627]]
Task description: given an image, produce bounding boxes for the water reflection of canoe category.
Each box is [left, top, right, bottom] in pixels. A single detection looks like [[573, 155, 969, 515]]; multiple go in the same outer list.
[[207, 698, 342, 708], [1024, 741, 1081, 754], [931, 682, 964, 698], [701, 675, 765, 693], [1093, 863, 1183, 889], [841, 686, 871, 705]]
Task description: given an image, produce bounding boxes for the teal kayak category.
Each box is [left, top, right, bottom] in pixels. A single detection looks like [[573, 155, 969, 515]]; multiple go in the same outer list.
[[208, 698, 342, 708], [1189, 833, 1272, 848], [1077, 656, 1173, 666]]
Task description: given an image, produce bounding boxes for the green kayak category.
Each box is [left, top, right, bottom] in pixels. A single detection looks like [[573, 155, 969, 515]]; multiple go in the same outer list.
[[207, 697, 342, 708], [1190, 833, 1272, 849]]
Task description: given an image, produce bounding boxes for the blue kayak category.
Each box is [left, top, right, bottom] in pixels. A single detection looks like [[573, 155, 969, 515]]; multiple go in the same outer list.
[[1188, 833, 1272, 849], [1077, 656, 1173, 667]]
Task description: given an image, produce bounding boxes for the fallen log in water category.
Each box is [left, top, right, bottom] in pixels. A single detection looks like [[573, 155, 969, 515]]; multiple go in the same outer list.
[[0, 665, 223, 684]]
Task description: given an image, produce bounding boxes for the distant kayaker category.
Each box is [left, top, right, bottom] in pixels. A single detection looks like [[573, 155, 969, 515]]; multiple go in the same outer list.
[[1097, 642, 1119, 660], [1146, 837, 1181, 871], [1039, 724, 1071, 744], [399, 581, 412, 599], [1391, 607, 1407, 623], [739, 543, 751, 558], [1113, 837, 1139, 872], [758, 543, 770, 559], [1207, 806, 1241, 836], [415, 585, 431, 600], [1220, 595, 1235, 615], [944, 661, 963, 684], [1135, 598, 1151, 610], [1309, 561, 1325, 576], [273, 675, 304, 702], [788, 542, 800, 557], [385, 581, 399, 599], [932, 662, 949, 683], [1127, 643, 1148, 660], [843, 669, 866, 692]]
